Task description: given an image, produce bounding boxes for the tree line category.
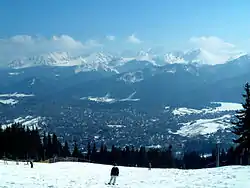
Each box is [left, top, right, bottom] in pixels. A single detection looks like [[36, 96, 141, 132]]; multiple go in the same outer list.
[[0, 82, 250, 169], [0, 122, 247, 169]]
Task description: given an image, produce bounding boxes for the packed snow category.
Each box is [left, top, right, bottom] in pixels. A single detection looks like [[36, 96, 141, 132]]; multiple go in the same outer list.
[[172, 102, 243, 116], [0, 161, 250, 187], [172, 115, 232, 137]]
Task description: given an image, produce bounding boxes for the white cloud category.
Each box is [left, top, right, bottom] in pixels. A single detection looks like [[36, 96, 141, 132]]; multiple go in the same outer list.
[[127, 34, 142, 44], [85, 39, 103, 47], [189, 36, 235, 52], [0, 35, 103, 64], [106, 35, 115, 41], [189, 36, 244, 64]]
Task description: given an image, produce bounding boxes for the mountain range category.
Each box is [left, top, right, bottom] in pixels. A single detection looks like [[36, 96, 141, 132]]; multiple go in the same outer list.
[[1, 48, 250, 151], [7, 48, 247, 71]]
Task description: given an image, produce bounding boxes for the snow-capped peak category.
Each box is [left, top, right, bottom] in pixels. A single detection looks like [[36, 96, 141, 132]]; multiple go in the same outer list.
[[135, 50, 156, 64], [227, 52, 249, 62], [74, 52, 119, 73], [80, 52, 116, 65], [160, 48, 246, 65], [6, 49, 249, 73], [163, 53, 186, 64], [182, 48, 248, 65], [8, 51, 119, 73], [9, 52, 80, 69]]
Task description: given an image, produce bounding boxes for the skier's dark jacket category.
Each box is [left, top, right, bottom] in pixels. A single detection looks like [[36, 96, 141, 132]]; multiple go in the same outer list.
[[110, 167, 119, 176]]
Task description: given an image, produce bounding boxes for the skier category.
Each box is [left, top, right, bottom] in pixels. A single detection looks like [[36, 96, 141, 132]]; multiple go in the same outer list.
[[30, 161, 33, 168], [3, 158, 8, 165], [108, 163, 119, 185], [149, 162, 152, 170], [3, 154, 8, 165]]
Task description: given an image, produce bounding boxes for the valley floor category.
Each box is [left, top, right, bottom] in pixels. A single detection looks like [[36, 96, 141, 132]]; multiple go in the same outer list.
[[0, 160, 250, 188]]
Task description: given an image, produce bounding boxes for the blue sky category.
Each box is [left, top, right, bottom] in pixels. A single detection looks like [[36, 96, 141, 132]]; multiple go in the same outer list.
[[0, 0, 250, 60]]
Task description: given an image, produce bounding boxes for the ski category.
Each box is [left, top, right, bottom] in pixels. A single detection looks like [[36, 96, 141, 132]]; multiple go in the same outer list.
[[105, 183, 118, 185]]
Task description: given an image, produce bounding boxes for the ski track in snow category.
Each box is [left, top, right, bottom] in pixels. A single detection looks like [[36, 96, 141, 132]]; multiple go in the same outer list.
[[0, 161, 250, 188]]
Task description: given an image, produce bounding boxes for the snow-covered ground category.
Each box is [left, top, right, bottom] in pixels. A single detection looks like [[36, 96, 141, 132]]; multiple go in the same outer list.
[[0, 93, 34, 98], [1, 116, 45, 130], [0, 93, 34, 106], [171, 102, 243, 137], [172, 115, 232, 137], [80, 92, 140, 103], [0, 99, 18, 105], [107, 124, 125, 128], [8, 72, 21, 76], [172, 102, 242, 116], [0, 161, 250, 188]]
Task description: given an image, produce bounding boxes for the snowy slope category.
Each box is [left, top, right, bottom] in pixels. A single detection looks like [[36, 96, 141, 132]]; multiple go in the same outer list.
[[172, 102, 243, 116], [171, 102, 243, 137], [0, 161, 250, 188], [80, 92, 140, 103], [0, 93, 34, 105], [172, 115, 232, 137], [8, 52, 119, 73], [0, 99, 18, 105], [9, 52, 78, 68]]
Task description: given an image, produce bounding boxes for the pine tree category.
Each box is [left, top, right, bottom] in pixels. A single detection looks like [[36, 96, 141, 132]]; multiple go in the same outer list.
[[220, 149, 226, 162], [102, 143, 108, 164], [72, 141, 81, 158], [92, 142, 97, 154], [0, 123, 66, 161], [100, 142, 104, 153], [62, 141, 71, 157], [42, 132, 48, 160], [167, 144, 174, 168], [47, 134, 53, 158], [91, 142, 97, 162], [52, 133, 59, 156], [232, 82, 250, 149], [87, 142, 91, 161], [226, 146, 236, 165]]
